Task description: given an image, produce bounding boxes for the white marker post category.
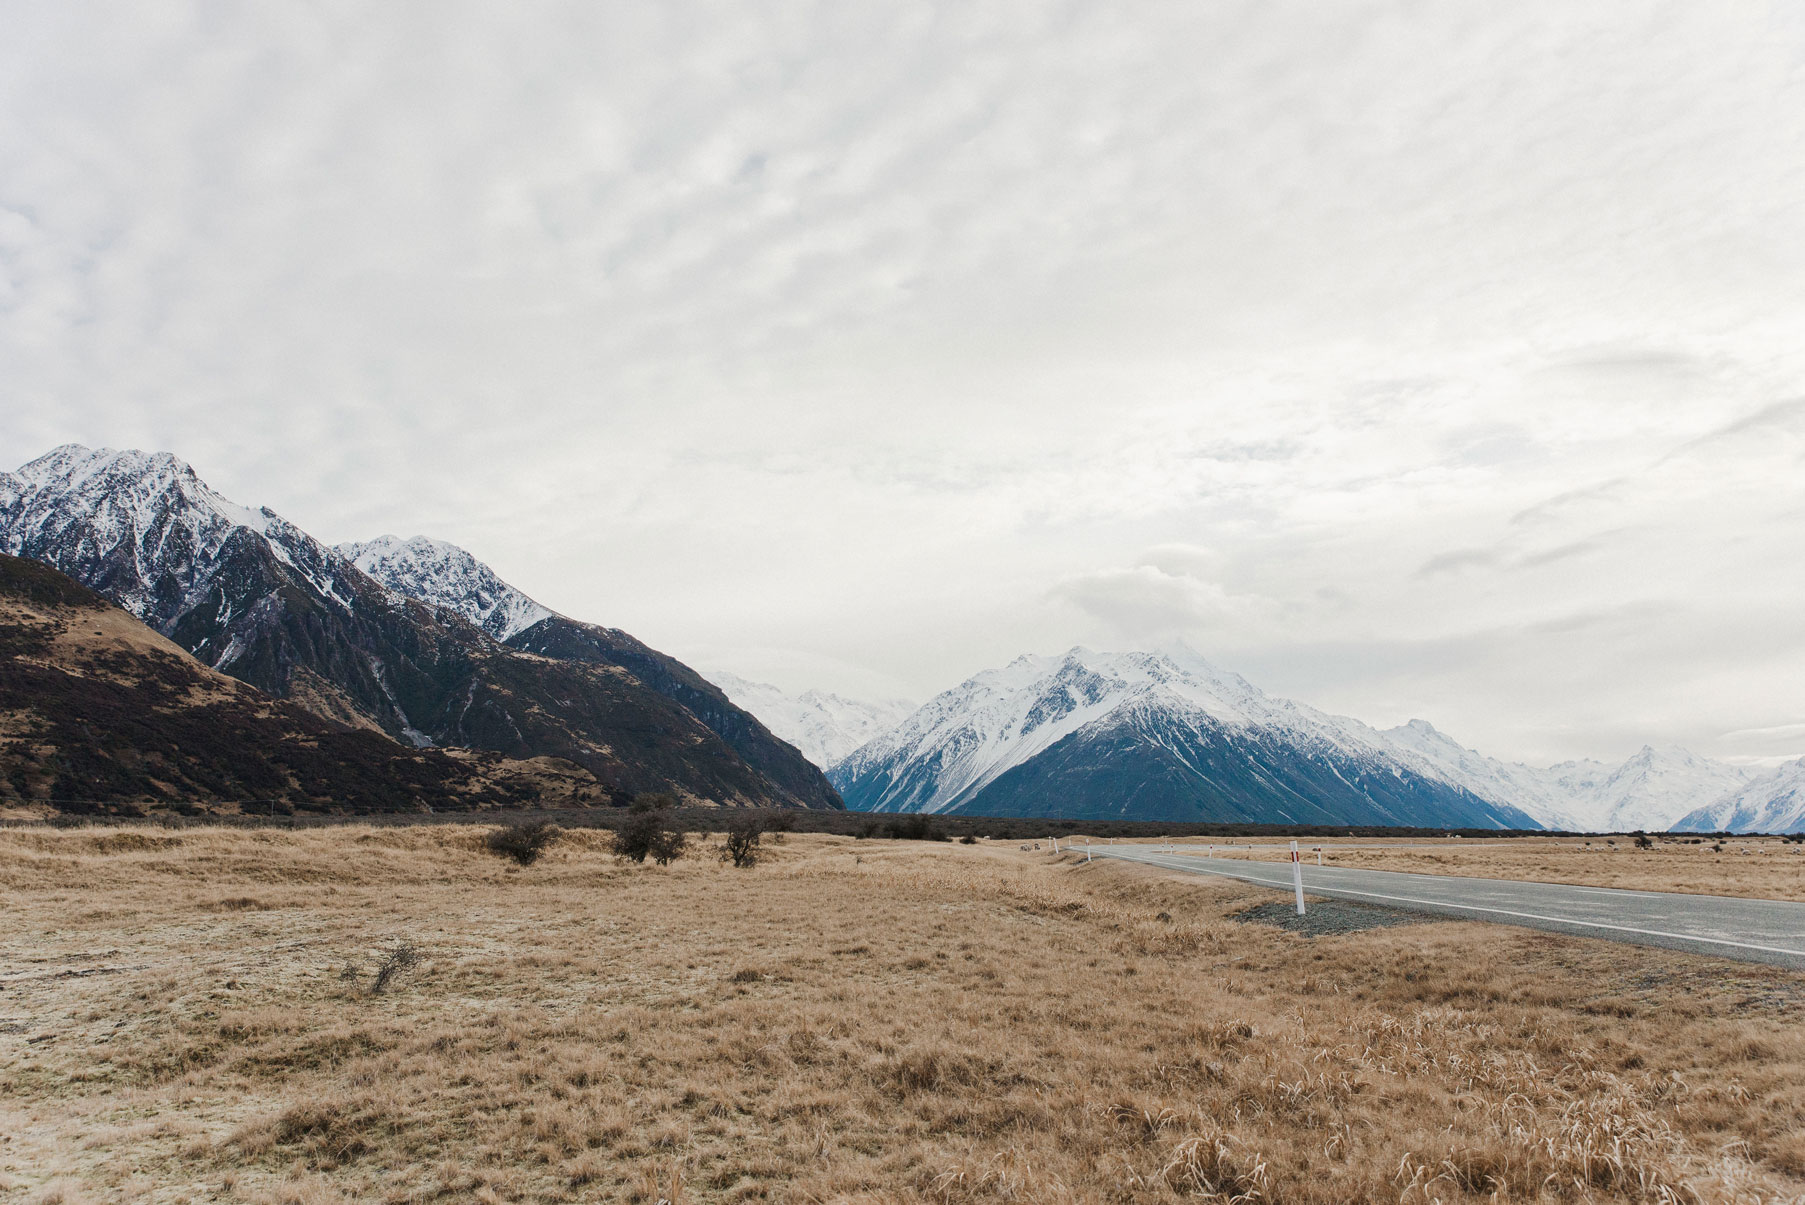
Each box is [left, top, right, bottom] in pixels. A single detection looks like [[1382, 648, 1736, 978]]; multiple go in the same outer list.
[[1290, 840, 1306, 916], [1315, 846, 1323, 866]]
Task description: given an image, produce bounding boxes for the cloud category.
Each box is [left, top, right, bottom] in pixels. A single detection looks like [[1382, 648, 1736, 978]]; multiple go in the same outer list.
[[1417, 548, 1498, 577], [1050, 565, 1263, 640], [1661, 398, 1805, 461], [4, 3, 1805, 763]]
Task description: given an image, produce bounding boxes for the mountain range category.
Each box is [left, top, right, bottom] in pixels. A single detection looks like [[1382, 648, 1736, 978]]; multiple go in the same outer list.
[[1670, 759, 1805, 834], [5, 443, 1790, 830], [1381, 719, 1751, 832], [0, 445, 841, 811], [827, 647, 1540, 828], [0, 552, 595, 815], [724, 649, 1785, 832], [708, 672, 916, 768]]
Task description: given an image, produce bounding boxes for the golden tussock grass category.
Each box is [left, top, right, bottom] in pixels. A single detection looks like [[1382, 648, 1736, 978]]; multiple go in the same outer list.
[[0, 825, 1801, 1203], [1107, 834, 1805, 902]]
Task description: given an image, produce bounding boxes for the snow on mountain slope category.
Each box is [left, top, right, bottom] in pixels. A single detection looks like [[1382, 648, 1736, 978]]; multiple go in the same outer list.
[[1383, 719, 1598, 830], [831, 646, 1538, 827], [1384, 720, 1749, 831], [339, 535, 552, 641], [1670, 758, 1805, 834], [707, 672, 915, 768], [0, 444, 360, 631], [1586, 746, 1752, 832]]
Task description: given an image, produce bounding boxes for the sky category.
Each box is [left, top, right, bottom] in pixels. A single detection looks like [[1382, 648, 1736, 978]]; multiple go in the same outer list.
[[4, 1, 1805, 767]]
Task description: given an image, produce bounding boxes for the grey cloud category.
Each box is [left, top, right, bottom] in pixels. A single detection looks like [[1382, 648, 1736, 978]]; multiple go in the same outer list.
[[1417, 548, 1498, 577], [4, 3, 1805, 764], [1662, 398, 1805, 461], [1515, 537, 1613, 570], [1050, 565, 1261, 640], [1509, 479, 1630, 528]]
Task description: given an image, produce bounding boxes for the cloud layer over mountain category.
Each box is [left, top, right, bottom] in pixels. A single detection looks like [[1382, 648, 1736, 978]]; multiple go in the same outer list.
[[4, 3, 1803, 765]]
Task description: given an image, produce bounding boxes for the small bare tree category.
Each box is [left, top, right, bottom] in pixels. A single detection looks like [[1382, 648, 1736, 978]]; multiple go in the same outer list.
[[614, 794, 687, 865], [371, 941, 420, 995], [720, 813, 764, 868], [485, 820, 561, 865]]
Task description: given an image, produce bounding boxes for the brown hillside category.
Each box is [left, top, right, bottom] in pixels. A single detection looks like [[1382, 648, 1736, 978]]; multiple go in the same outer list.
[[0, 555, 605, 816]]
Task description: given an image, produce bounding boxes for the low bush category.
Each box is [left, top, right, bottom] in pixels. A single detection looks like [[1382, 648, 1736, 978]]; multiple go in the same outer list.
[[371, 941, 420, 995], [721, 813, 763, 868], [614, 796, 686, 865], [484, 820, 561, 865]]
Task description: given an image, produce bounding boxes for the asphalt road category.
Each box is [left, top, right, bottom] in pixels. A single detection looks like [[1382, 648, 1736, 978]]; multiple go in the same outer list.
[[1083, 845, 1805, 969]]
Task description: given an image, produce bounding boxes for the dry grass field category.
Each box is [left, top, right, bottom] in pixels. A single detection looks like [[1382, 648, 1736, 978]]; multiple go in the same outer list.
[[2, 826, 1803, 1204], [1101, 836, 1805, 902]]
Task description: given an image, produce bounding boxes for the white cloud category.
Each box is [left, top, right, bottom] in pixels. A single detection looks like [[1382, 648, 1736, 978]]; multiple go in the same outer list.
[[3, 1, 1805, 764]]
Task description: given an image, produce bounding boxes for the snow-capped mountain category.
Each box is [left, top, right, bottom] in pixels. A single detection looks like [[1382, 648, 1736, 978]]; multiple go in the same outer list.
[[708, 671, 915, 768], [0, 444, 361, 643], [1381, 720, 1745, 831], [339, 534, 552, 642], [0, 444, 843, 808], [1584, 745, 1751, 832], [1670, 758, 1805, 834], [830, 646, 1539, 828], [1382, 719, 1599, 830], [342, 532, 843, 809]]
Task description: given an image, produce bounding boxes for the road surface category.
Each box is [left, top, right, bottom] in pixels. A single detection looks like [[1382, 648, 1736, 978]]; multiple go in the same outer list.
[[1083, 845, 1805, 969]]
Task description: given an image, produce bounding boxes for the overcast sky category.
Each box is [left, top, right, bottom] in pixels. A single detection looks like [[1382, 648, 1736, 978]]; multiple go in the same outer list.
[[5, 2, 1805, 766]]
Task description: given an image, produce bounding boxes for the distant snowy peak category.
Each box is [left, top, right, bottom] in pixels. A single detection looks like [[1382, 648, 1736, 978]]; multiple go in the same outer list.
[[0, 443, 356, 623], [1383, 719, 1592, 831], [338, 534, 553, 641], [1590, 745, 1753, 832], [1382, 720, 1748, 832], [709, 671, 915, 769], [833, 646, 1534, 827], [1671, 758, 1805, 834]]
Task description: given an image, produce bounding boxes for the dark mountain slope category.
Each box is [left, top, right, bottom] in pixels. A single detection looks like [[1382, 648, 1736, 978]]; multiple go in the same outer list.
[[942, 703, 1533, 826], [0, 554, 596, 815], [337, 532, 841, 809], [831, 647, 1541, 828], [507, 616, 843, 810], [0, 446, 838, 807]]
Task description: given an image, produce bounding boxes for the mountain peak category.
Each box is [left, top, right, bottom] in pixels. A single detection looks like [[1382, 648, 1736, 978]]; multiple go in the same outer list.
[[338, 534, 554, 642], [709, 672, 917, 769], [831, 645, 1539, 828]]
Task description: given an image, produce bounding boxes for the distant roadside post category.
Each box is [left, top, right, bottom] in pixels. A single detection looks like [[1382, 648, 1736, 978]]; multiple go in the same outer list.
[[1290, 840, 1306, 916]]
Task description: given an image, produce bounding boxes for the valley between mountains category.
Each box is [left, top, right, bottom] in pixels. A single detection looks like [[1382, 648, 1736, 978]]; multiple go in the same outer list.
[[3, 443, 1799, 831]]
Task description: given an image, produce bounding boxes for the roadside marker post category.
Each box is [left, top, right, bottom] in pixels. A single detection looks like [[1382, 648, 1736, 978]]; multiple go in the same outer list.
[[1315, 846, 1323, 866], [1290, 840, 1306, 916]]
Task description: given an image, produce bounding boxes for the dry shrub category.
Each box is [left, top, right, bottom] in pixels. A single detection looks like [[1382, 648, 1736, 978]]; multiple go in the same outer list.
[[483, 820, 560, 865], [614, 807, 686, 864], [236, 1093, 395, 1169], [631, 1157, 686, 1204], [885, 1046, 991, 1094], [84, 832, 182, 855], [929, 1148, 1079, 1203], [27, 1181, 93, 1205], [371, 941, 420, 994], [1160, 1130, 1271, 1201]]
